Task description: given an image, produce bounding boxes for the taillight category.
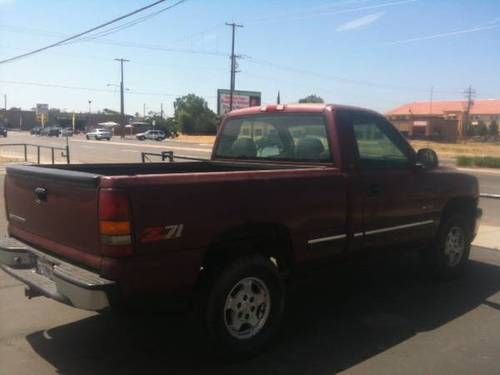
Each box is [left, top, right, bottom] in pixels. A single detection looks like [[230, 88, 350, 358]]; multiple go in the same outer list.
[[99, 188, 133, 257]]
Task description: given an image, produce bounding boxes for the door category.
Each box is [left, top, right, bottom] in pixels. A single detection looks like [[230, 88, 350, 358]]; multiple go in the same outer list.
[[343, 111, 435, 250]]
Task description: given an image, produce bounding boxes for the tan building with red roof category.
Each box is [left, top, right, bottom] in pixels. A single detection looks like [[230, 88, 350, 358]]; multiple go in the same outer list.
[[386, 99, 500, 141]]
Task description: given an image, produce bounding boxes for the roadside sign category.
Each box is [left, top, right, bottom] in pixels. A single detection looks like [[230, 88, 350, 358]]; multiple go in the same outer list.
[[217, 89, 261, 115], [36, 104, 49, 116]]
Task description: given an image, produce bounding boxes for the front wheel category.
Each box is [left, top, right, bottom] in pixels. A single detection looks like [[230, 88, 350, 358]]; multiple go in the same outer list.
[[200, 255, 285, 359], [423, 214, 471, 279]]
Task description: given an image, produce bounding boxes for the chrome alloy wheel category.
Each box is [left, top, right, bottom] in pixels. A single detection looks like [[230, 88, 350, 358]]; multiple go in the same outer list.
[[444, 226, 466, 267], [223, 277, 271, 339]]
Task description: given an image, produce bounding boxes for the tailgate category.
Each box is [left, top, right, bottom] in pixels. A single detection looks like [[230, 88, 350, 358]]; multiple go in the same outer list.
[[4, 165, 102, 269]]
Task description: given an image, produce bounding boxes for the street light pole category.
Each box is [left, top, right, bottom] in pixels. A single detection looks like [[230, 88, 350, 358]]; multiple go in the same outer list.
[[114, 58, 129, 138]]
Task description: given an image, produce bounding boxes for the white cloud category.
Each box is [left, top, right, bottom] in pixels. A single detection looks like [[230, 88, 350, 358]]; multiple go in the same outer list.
[[336, 12, 385, 32], [0, 0, 15, 4]]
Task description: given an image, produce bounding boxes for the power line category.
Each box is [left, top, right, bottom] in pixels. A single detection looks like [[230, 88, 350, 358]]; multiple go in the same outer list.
[[0, 79, 216, 98], [0, 23, 226, 57], [0, 0, 188, 64], [64, 0, 189, 45], [246, 57, 461, 94]]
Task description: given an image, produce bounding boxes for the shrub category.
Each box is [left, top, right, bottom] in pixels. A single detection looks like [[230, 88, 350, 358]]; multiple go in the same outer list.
[[456, 156, 500, 168]]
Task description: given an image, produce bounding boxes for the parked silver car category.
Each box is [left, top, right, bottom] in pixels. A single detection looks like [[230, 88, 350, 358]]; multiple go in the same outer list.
[[86, 128, 112, 141], [136, 130, 166, 141]]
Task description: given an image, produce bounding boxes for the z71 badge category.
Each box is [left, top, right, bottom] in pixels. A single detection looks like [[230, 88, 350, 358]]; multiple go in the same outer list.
[[140, 224, 184, 243]]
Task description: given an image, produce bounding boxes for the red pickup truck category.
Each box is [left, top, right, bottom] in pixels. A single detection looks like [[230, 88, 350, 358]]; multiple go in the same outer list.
[[0, 104, 481, 357]]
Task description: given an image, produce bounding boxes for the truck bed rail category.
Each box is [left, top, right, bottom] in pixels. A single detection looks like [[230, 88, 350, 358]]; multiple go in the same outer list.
[[141, 150, 207, 163]]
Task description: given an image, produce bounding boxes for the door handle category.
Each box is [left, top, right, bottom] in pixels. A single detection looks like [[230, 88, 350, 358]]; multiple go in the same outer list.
[[367, 183, 381, 196]]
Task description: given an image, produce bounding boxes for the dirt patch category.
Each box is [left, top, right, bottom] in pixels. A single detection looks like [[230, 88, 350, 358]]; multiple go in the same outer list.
[[174, 134, 216, 144], [0, 155, 24, 165]]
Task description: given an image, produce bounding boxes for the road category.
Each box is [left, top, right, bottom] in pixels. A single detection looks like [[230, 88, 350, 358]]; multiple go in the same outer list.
[[1, 134, 500, 373], [0, 131, 212, 164]]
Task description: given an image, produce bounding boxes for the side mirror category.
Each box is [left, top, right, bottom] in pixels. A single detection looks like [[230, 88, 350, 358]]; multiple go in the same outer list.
[[416, 148, 439, 169]]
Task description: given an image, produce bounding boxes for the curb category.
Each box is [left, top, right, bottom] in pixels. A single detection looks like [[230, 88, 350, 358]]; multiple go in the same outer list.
[[480, 193, 500, 199]]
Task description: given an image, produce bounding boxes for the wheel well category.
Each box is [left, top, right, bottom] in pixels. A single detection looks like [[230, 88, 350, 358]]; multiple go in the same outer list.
[[441, 197, 477, 233], [201, 224, 294, 276]]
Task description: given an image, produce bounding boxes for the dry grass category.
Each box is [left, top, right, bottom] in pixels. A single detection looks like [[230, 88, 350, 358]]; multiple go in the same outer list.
[[0, 155, 24, 165], [175, 134, 216, 144], [410, 140, 500, 158]]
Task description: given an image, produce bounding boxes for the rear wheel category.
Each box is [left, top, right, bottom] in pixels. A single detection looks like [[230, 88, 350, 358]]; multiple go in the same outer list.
[[423, 214, 471, 279], [199, 255, 285, 359], [86, 135, 90, 140]]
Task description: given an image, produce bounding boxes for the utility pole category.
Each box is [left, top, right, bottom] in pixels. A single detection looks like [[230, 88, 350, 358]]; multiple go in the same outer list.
[[115, 58, 129, 138], [429, 86, 433, 115], [143, 103, 146, 119], [160, 103, 164, 119], [225, 22, 243, 112], [3, 94, 6, 112], [463, 85, 476, 138]]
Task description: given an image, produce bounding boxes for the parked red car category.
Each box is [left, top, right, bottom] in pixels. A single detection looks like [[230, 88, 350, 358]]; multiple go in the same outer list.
[[0, 103, 481, 357]]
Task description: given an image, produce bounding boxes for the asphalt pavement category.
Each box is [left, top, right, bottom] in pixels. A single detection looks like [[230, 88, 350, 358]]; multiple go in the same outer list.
[[1, 240, 500, 374], [0, 131, 212, 164]]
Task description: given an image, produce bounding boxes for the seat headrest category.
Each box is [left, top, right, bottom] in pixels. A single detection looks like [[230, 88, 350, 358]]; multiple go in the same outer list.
[[231, 137, 257, 158], [296, 137, 325, 160]]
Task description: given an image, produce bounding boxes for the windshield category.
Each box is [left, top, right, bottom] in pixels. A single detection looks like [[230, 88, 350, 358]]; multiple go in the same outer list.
[[215, 114, 332, 163]]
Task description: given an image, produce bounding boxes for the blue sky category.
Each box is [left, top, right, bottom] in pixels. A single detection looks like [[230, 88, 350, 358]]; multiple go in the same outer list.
[[1, 0, 499, 116]]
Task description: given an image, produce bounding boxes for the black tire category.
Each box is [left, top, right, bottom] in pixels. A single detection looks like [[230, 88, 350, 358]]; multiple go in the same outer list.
[[423, 214, 471, 280], [199, 255, 285, 359], [86, 135, 90, 140]]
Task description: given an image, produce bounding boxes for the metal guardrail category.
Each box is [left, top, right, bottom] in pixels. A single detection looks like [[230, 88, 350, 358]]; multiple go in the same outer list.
[[0, 143, 70, 164], [141, 150, 207, 163]]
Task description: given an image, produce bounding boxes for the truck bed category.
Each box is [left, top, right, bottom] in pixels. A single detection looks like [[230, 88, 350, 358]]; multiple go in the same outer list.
[[10, 160, 306, 177], [5, 161, 336, 274]]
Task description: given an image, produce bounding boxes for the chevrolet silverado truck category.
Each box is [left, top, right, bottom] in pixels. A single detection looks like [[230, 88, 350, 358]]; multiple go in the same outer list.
[[0, 104, 481, 357]]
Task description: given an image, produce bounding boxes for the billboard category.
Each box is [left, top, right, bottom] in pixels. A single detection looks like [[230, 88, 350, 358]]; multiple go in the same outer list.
[[217, 89, 261, 115], [36, 103, 49, 116]]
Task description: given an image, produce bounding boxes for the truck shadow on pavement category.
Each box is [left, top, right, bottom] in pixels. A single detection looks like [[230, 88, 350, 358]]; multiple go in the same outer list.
[[26, 250, 500, 375]]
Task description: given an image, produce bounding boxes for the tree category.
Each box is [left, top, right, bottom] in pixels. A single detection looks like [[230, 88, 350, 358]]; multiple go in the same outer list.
[[173, 94, 218, 134], [298, 94, 324, 104], [477, 120, 488, 137], [489, 120, 499, 137], [146, 115, 178, 137]]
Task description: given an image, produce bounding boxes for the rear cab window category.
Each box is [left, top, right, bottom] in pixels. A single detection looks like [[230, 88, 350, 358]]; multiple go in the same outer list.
[[215, 114, 334, 164]]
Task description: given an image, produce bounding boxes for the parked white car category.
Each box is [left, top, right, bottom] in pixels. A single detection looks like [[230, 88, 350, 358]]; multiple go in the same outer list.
[[136, 130, 166, 141], [85, 128, 112, 141]]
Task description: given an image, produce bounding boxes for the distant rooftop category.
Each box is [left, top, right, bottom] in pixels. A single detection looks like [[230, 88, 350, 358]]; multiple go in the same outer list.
[[386, 99, 500, 116]]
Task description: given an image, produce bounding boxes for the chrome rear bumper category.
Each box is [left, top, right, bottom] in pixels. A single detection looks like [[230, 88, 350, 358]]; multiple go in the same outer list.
[[0, 237, 115, 311]]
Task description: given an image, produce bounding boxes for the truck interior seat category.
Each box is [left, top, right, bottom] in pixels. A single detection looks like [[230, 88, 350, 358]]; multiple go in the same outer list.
[[295, 137, 324, 160], [232, 137, 257, 158]]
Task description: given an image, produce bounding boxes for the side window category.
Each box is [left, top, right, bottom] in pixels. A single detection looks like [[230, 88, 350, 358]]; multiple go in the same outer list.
[[352, 115, 410, 169]]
